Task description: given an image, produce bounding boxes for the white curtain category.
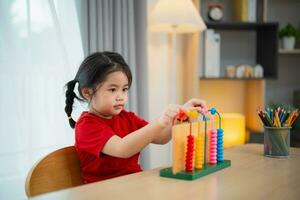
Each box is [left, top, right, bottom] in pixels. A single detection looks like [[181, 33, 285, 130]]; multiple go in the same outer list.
[[0, 0, 84, 199]]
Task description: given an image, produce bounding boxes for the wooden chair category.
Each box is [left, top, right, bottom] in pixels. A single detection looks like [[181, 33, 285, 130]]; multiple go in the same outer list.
[[25, 146, 83, 197]]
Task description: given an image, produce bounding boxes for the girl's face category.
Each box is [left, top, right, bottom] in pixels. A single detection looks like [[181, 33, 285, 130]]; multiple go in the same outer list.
[[89, 71, 129, 118]]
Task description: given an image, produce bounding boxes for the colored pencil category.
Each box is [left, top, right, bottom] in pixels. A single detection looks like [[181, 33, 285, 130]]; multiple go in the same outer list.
[[257, 107, 299, 128]]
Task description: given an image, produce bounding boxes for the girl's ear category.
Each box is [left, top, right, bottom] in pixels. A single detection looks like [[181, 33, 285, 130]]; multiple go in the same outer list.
[[81, 88, 93, 101]]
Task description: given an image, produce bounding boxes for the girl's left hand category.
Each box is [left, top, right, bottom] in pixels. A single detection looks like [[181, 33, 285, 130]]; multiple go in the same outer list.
[[183, 98, 207, 112]]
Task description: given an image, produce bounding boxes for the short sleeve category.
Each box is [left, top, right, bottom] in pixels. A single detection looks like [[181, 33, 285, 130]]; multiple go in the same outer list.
[[75, 116, 114, 158], [128, 112, 148, 129]]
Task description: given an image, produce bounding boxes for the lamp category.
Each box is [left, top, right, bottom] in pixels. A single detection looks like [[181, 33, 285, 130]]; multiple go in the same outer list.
[[217, 113, 246, 148], [149, 0, 206, 103]]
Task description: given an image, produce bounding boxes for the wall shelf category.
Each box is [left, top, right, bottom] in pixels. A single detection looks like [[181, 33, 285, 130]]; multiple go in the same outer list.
[[205, 21, 278, 31], [278, 49, 300, 54]]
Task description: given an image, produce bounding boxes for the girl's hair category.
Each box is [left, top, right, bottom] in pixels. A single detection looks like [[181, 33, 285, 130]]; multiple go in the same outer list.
[[64, 51, 132, 129]]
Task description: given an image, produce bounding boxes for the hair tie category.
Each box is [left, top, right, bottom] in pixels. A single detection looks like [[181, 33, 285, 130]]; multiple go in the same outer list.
[[68, 116, 72, 119]]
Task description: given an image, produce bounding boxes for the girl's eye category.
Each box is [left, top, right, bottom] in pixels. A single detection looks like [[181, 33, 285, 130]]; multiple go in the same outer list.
[[123, 88, 129, 92], [109, 88, 116, 92]]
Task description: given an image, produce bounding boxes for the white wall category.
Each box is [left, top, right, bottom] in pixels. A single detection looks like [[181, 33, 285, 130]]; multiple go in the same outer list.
[[146, 0, 201, 169], [146, 0, 175, 169]]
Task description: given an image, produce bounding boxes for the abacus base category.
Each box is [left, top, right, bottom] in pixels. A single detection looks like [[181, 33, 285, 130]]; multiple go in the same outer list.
[[159, 160, 231, 180]]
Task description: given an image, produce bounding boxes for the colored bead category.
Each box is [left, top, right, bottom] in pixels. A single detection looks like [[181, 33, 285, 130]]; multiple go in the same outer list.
[[195, 135, 204, 169], [210, 108, 217, 115], [209, 129, 217, 165], [185, 134, 194, 172], [177, 110, 187, 122], [187, 110, 198, 119], [217, 129, 224, 162]]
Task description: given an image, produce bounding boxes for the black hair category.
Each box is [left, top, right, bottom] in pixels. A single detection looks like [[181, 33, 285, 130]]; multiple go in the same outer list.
[[64, 51, 132, 129]]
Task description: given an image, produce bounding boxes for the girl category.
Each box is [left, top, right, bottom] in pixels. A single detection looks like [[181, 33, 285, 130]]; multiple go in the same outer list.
[[64, 52, 206, 183]]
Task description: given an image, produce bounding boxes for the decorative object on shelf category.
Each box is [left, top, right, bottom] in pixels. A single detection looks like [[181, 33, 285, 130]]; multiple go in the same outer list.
[[225, 64, 263, 79], [207, 1, 224, 22], [278, 23, 300, 50], [149, 0, 206, 103], [254, 64, 263, 78], [244, 65, 254, 78], [236, 65, 245, 78], [225, 65, 236, 78], [203, 29, 220, 78], [236, 64, 259, 78], [160, 108, 231, 180]]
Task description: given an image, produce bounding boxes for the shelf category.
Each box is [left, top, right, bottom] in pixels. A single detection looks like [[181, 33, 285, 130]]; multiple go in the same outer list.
[[205, 21, 278, 31], [200, 77, 264, 80], [278, 49, 300, 54], [203, 21, 279, 79]]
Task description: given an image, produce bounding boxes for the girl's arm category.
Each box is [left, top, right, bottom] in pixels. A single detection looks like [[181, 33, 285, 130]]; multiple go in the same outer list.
[[151, 125, 172, 144], [102, 105, 183, 158], [151, 98, 207, 145]]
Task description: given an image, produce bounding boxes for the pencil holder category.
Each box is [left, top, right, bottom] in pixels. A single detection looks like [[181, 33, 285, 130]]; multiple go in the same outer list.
[[264, 126, 291, 158]]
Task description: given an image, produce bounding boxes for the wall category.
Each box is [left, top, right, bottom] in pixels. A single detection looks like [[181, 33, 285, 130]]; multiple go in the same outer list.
[[147, 0, 173, 169], [266, 0, 300, 105]]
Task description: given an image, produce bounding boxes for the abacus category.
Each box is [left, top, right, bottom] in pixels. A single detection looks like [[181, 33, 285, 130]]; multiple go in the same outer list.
[[160, 108, 231, 180]]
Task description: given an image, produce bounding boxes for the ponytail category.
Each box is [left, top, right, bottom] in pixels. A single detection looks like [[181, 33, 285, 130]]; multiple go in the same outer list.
[[65, 80, 78, 129]]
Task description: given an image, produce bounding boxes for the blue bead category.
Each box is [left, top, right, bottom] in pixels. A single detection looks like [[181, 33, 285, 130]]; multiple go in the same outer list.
[[217, 129, 224, 133], [210, 108, 217, 115]]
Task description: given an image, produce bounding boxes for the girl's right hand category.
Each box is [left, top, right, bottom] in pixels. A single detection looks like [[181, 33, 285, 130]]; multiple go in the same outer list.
[[158, 104, 186, 128]]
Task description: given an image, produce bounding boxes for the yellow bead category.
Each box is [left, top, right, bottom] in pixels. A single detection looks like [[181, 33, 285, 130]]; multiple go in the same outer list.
[[195, 136, 204, 169], [187, 110, 198, 119]]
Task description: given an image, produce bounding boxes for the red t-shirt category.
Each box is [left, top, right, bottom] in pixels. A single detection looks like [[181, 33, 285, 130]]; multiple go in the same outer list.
[[75, 110, 148, 183]]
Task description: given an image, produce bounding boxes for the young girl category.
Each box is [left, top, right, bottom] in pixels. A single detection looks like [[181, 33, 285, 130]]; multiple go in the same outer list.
[[64, 52, 206, 183]]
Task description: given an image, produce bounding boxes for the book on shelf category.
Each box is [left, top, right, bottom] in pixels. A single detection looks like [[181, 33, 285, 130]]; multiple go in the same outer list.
[[234, 0, 257, 22], [203, 29, 220, 78]]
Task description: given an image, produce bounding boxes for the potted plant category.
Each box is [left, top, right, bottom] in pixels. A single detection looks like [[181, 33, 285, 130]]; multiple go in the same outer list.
[[278, 23, 300, 50]]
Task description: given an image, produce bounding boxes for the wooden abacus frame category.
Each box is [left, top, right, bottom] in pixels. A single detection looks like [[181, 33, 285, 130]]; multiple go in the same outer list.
[[160, 109, 231, 180]]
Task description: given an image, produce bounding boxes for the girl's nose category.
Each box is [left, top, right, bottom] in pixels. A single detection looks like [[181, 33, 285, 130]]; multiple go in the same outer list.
[[116, 94, 124, 101]]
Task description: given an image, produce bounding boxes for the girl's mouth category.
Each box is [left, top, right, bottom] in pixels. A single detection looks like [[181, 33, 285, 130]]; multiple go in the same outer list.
[[114, 104, 124, 110]]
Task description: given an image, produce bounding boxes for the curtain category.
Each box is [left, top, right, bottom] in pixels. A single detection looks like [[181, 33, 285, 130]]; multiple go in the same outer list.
[[77, 0, 150, 167], [77, 0, 149, 117], [0, 0, 84, 199]]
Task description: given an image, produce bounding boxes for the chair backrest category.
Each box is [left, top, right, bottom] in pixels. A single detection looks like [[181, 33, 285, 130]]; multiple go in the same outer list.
[[25, 146, 83, 197]]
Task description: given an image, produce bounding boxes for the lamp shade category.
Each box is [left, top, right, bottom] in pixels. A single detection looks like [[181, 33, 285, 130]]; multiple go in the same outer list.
[[220, 113, 246, 148], [149, 0, 207, 33]]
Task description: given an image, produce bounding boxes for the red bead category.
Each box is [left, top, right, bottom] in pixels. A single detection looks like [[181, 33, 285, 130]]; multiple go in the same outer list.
[[185, 135, 194, 172]]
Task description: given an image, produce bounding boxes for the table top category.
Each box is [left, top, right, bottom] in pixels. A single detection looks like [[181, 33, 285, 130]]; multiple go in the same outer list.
[[32, 144, 300, 200]]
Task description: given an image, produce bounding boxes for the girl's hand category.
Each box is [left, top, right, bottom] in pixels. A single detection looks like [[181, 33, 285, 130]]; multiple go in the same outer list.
[[183, 98, 207, 112], [158, 104, 186, 128]]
